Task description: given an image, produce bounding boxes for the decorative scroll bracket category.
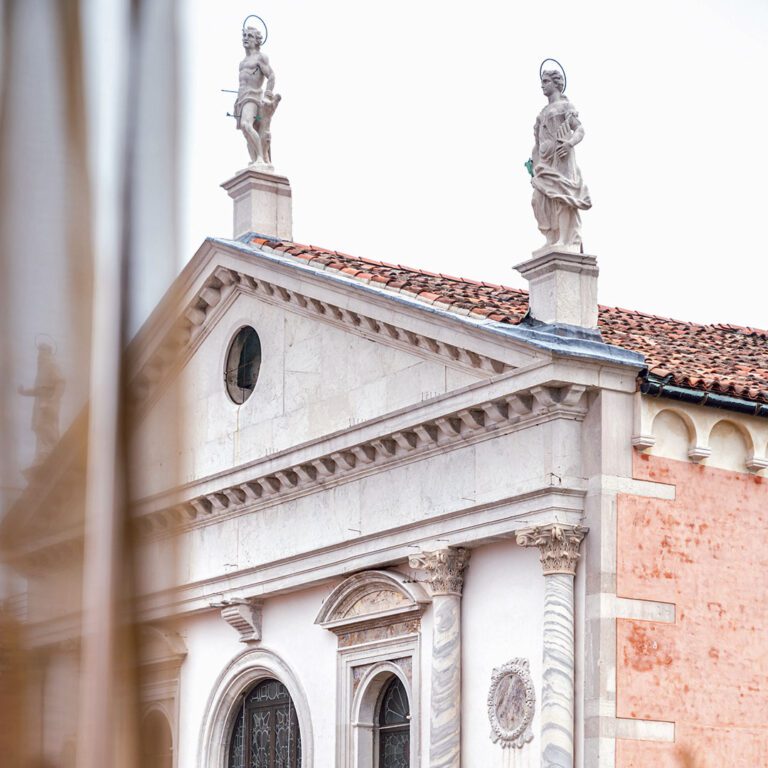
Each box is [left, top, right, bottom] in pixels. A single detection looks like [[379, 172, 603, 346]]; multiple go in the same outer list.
[[211, 597, 263, 643]]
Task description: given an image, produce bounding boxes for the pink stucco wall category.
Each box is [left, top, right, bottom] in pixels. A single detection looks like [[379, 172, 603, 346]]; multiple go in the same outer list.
[[615, 453, 768, 767]]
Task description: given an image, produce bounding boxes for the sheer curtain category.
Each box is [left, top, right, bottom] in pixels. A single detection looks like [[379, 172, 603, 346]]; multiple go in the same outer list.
[[0, 1, 181, 766]]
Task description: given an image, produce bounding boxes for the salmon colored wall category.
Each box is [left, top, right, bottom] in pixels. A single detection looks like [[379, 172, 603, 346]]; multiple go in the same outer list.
[[615, 453, 768, 768]]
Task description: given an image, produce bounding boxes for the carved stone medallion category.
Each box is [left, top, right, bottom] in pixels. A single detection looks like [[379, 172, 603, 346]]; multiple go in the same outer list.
[[487, 658, 535, 749]]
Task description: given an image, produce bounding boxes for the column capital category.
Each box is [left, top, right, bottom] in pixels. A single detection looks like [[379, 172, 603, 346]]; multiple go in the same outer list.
[[409, 547, 471, 596], [516, 524, 587, 576]]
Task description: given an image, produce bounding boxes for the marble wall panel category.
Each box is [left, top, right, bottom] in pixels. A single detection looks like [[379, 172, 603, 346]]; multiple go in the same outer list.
[[461, 541, 544, 768]]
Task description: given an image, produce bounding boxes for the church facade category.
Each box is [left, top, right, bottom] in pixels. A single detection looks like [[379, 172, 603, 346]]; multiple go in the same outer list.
[[2, 165, 768, 768]]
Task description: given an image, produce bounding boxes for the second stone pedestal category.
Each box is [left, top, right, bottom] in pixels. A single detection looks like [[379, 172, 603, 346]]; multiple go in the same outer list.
[[514, 248, 599, 329]]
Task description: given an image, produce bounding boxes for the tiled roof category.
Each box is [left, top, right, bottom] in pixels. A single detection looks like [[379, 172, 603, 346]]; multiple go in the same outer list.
[[251, 236, 768, 405]]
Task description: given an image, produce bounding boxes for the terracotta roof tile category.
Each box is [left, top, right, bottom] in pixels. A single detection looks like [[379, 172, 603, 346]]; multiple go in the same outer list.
[[251, 236, 768, 405]]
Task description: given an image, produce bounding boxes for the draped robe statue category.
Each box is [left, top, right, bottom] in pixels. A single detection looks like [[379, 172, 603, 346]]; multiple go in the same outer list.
[[531, 70, 591, 250]]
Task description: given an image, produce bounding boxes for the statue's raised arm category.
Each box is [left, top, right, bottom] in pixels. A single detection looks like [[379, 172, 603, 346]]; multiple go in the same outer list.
[[530, 66, 591, 252]]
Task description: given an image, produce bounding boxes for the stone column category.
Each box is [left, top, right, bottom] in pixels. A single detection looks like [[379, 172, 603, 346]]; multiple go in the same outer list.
[[516, 524, 586, 768], [409, 547, 471, 768]]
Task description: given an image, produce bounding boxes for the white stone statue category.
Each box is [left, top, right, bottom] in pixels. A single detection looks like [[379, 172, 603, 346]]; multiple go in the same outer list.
[[235, 24, 281, 166], [531, 68, 591, 251], [18, 340, 64, 464]]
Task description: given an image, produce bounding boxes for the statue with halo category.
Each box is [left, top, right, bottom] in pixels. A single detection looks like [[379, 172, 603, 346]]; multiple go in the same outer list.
[[235, 15, 281, 166], [529, 60, 591, 251]]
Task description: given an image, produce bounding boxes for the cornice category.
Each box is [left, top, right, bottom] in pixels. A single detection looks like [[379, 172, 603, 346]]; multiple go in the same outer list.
[[127, 261, 515, 417], [11, 381, 588, 571], [132, 382, 588, 537], [135, 483, 585, 621]]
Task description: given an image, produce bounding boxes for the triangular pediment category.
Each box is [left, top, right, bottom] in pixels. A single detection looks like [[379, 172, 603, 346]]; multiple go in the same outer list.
[[3, 238, 554, 551], [128, 239, 548, 498], [128, 239, 545, 402]]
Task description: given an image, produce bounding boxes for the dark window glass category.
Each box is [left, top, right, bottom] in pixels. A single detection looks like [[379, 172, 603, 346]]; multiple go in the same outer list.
[[378, 677, 410, 768], [225, 326, 262, 404], [228, 679, 301, 768]]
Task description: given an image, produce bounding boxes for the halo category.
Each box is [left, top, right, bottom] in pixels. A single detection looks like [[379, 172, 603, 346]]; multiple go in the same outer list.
[[242, 14, 268, 45], [35, 333, 57, 354], [539, 58, 567, 93]]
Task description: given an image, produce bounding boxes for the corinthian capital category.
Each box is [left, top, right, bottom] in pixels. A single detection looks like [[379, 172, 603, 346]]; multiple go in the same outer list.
[[516, 524, 587, 576], [408, 547, 471, 596]]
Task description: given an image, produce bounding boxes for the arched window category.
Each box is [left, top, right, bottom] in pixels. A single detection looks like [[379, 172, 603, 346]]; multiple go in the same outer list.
[[376, 677, 410, 768], [228, 678, 301, 768]]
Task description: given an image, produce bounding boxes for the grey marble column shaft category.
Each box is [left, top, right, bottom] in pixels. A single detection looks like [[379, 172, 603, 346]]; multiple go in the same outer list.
[[516, 525, 586, 768], [409, 547, 470, 768], [430, 592, 462, 768], [541, 572, 576, 768]]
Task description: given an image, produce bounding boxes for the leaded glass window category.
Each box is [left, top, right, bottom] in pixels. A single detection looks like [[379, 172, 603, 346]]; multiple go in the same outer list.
[[228, 678, 301, 768], [377, 677, 410, 768]]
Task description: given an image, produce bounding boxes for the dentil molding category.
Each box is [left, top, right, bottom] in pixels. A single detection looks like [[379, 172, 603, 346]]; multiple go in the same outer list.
[[128, 262, 512, 412]]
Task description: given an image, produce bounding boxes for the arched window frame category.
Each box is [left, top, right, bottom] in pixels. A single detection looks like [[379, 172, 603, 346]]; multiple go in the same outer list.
[[352, 663, 414, 768], [139, 625, 186, 768], [140, 706, 175, 768], [315, 570, 425, 768], [197, 647, 314, 768]]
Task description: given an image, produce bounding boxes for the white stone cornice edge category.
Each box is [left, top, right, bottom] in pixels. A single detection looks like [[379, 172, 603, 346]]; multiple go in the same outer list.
[[133, 383, 589, 537], [127, 263, 513, 413], [11, 381, 588, 570]]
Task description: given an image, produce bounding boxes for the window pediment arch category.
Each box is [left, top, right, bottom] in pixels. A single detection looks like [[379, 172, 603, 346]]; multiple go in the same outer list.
[[315, 570, 429, 635]]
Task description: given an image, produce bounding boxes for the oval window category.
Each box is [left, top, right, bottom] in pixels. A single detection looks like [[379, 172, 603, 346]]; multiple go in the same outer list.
[[225, 326, 262, 404]]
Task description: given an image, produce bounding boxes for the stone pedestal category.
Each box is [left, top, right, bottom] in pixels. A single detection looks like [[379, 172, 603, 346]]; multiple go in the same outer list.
[[514, 248, 599, 329], [409, 547, 470, 768], [221, 165, 292, 241], [516, 525, 587, 768]]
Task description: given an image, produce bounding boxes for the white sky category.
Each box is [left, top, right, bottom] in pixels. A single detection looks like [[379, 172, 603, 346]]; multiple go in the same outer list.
[[1, 0, 766, 504], [180, 0, 768, 330]]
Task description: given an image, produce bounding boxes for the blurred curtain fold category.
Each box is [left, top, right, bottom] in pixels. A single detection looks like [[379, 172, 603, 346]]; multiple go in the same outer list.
[[0, 0, 180, 765]]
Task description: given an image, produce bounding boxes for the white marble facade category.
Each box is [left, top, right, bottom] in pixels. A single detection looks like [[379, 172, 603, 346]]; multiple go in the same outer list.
[[8, 187, 691, 768], [123, 225, 646, 768]]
